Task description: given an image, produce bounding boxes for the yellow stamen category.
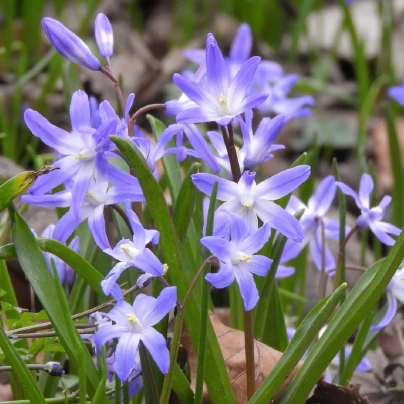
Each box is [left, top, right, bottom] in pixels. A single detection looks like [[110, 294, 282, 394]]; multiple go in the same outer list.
[[127, 313, 138, 324], [243, 203, 253, 210], [219, 95, 227, 105], [239, 253, 252, 263]]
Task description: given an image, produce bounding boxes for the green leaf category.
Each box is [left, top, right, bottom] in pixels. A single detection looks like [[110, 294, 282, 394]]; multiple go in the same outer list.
[[0, 239, 104, 297], [110, 136, 236, 403], [172, 364, 194, 403], [250, 283, 347, 403], [0, 322, 46, 403], [8, 205, 100, 399], [279, 229, 404, 403], [173, 163, 200, 242]]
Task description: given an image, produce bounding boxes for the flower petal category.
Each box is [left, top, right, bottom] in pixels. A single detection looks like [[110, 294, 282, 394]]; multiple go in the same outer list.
[[335, 181, 361, 207], [310, 232, 336, 272], [134, 287, 177, 328], [370, 222, 399, 246], [205, 263, 235, 288], [200, 236, 232, 261], [240, 255, 272, 277], [22, 190, 72, 208], [70, 90, 91, 131], [206, 33, 229, 98], [140, 328, 170, 374], [359, 173, 373, 209], [239, 222, 271, 254], [131, 248, 164, 277], [254, 200, 304, 242], [227, 56, 261, 108], [94, 323, 127, 355], [115, 333, 141, 382], [370, 289, 397, 331], [101, 262, 131, 296], [308, 176, 336, 216], [53, 211, 86, 243], [172, 73, 217, 113], [24, 109, 78, 155], [88, 204, 110, 250], [255, 165, 311, 200], [192, 173, 238, 201], [229, 23, 252, 63], [234, 267, 259, 311], [70, 161, 94, 219]]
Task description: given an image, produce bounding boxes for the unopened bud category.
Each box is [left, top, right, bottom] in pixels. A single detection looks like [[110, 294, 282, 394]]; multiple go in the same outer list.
[[43, 361, 64, 377], [94, 14, 113, 59], [42, 18, 101, 71]]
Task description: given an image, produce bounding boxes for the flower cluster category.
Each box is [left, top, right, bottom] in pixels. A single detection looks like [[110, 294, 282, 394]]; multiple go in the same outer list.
[[20, 10, 403, 398]]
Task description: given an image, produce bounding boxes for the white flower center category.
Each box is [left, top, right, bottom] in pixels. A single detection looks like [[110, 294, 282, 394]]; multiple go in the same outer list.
[[85, 190, 104, 206], [242, 203, 253, 210], [119, 243, 139, 260], [233, 251, 252, 265], [75, 148, 95, 161], [219, 94, 227, 105], [127, 313, 138, 324]]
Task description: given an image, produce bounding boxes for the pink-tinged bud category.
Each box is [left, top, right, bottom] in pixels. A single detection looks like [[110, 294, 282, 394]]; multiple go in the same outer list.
[[42, 17, 101, 71], [94, 13, 113, 59]]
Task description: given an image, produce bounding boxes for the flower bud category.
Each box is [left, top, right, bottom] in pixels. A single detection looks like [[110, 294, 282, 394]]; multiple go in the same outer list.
[[94, 13, 113, 59], [42, 17, 101, 71], [43, 361, 64, 377]]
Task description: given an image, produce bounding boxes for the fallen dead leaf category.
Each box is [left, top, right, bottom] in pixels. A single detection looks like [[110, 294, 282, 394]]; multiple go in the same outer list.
[[181, 312, 301, 403], [306, 380, 370, 404]]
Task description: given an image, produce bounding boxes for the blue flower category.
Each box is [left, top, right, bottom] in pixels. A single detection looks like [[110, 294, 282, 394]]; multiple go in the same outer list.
[[94, 287, 177, 381], [101, 201, 164, 297], [22, 156, 144, 250], [336, 173, 401, 246], [201, 212, 272, 310], [24, 90, 120, 219], [94, 13, 113, 59], [282, 176, 348, 273], [32, 224, 79, 285], [388, 80, 404, 106], [371, 267, 404, 331], [254, 67, 315, 118], [172, 33, 267, 126], [192, 167, 310, 240], [42, 18, 101, 70]]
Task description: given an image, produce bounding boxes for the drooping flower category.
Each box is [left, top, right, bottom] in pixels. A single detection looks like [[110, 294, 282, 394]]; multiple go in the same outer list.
[[101, 201, 164, 297], [94, 13, 113, 59], [172, 33, 267, 126], [94, 287, 177, 381], [192, 167, 310, 240], [23, 156, 144, 250], [42, 18, 101, 70], [336, 173, 401, 246], [388, 81, 404, 106], [24, 90, 119, 219], [201, 212, 272, 310], [282, 176, 347, 273], [32, 224, 79, 285], [371, 267, 404, 331]]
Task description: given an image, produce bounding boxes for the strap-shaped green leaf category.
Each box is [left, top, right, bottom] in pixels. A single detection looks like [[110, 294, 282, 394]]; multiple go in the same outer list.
[[279, 228, 404, 403], [8, 205, 100, 399], [0, 325, 46, 403], [110, 135, 236, 403], [250, 283, 347, 403], [0, 238, 104, 296]]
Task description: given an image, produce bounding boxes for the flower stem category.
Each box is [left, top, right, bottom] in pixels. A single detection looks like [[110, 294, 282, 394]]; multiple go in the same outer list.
[[127, 103, 165, 137], [318, 220, 328, 301], [220, 125, 241, 182], [100, 67, 126, 111], [244, 310, 256, 399], [220, 123, 255, 397]]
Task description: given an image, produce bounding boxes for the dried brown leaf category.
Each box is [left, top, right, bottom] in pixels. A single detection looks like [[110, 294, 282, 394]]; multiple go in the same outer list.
[[181, 312, 301, 403]]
